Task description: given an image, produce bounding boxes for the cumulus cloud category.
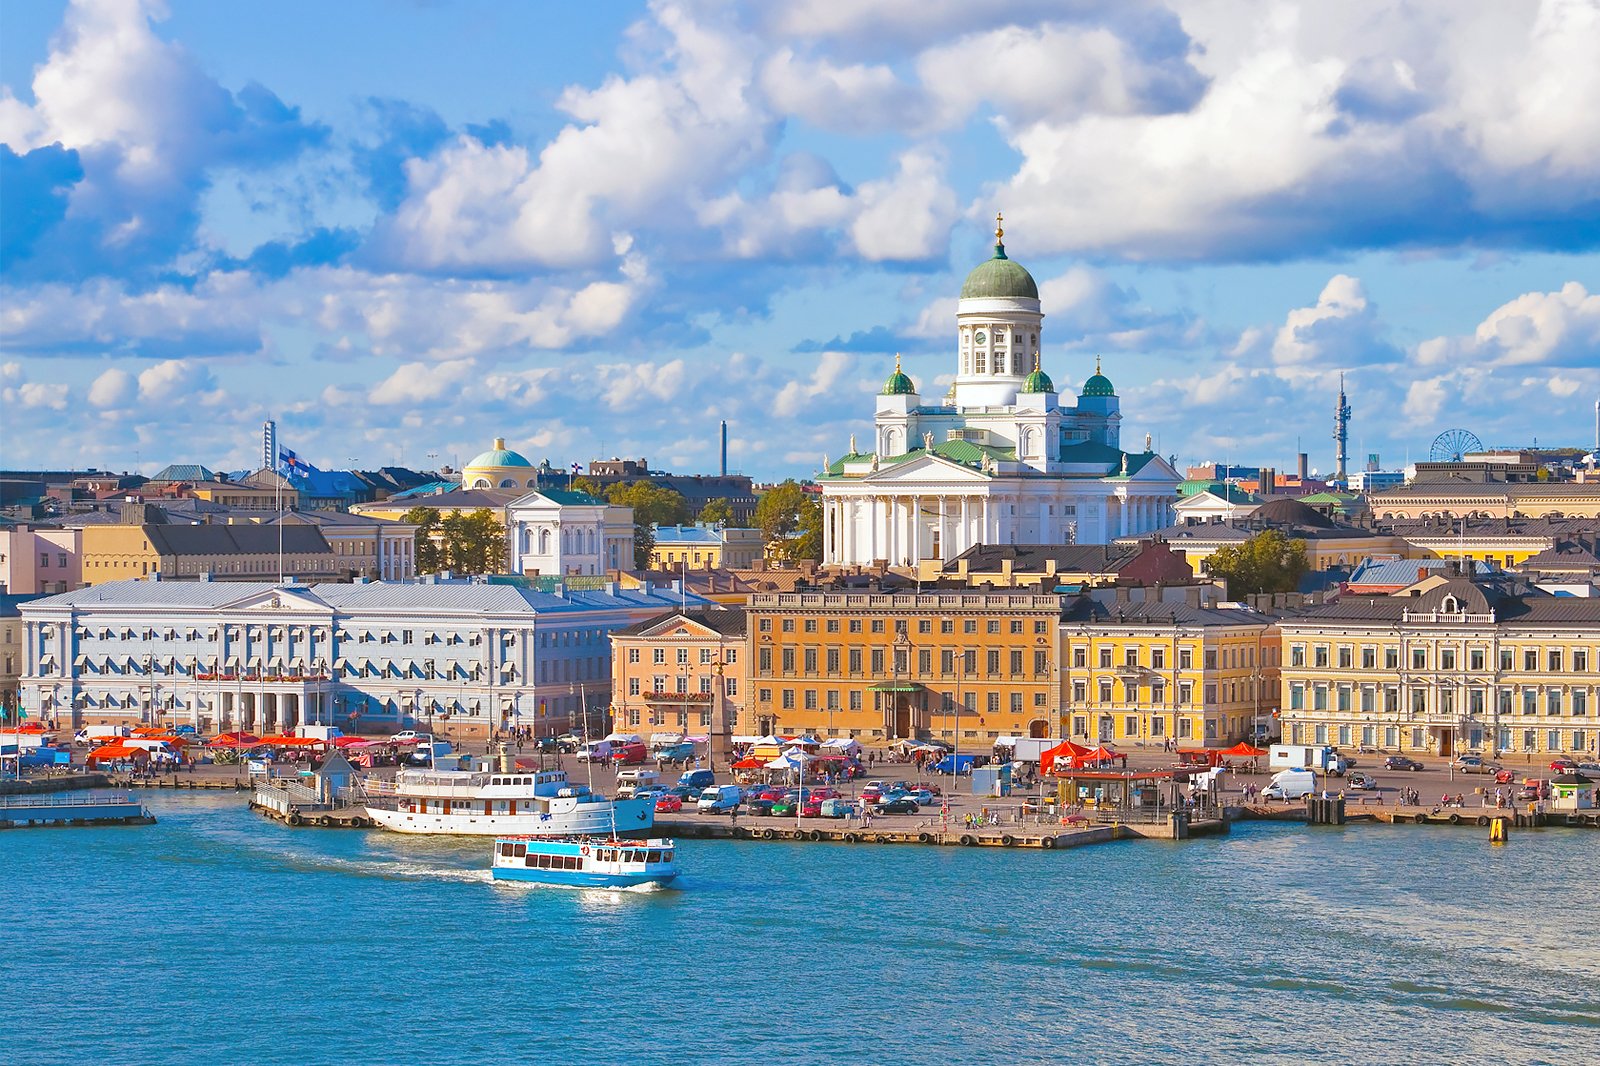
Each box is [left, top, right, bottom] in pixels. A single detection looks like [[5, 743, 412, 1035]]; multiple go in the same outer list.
[[88, 366, 136, 407], [369, 359, 475, 405], [1416, 281, 1600, 368], [137, 358, 216, 403], [0, 0, 325, 279], [774, 351, 853, 417], [1270, 275, 1400, 369]]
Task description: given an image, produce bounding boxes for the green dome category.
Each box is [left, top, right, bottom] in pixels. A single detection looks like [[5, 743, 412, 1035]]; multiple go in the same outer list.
[[1022, 366, 1055, 393], [1081, 373, 1115, 397], [1081, 358, 1115, 397], [466, 437, 532, 469], [960, 249, 1039, 300], [881, 355, 916, 395]]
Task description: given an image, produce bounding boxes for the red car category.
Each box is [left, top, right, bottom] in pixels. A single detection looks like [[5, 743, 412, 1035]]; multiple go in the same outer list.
[[610, 742, 648, 766], [800, 797, 826, 818], [1550, 757, 1578, 773], [859, 782, 886, 803], [655, 794, 683, 813]]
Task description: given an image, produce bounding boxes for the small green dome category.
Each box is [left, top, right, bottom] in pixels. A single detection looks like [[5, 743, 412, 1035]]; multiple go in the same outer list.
[[1081, 358, 1115, 397], [1022, 366, 1055, 393], [882, 355, 916, 395]]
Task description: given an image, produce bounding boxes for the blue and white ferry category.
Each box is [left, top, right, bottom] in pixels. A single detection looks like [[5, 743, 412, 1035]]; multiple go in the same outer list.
[[491, 836, 679, 889]]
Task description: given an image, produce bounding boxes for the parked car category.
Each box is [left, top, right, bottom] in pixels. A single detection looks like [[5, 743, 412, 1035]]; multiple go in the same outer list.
[[801, 797, 827, 818], [696, 785, 742, 813], [631, 785, 670, 803], [872, 797, 920, 814], [859, 781, 886, 803], [1494, 768, 1517, 784], [1576, 762, 1600, 778], [666, 784, 703, 803], [556, 733, 583, 753], [819, 798, 859, 819], [904, 789, 937, 807], [1346, 771, 1379, 791], [770, 798, 799, 818], [1452, 756, 1502, 775], [1550, 757, 1578, 773], [1516, 780, 1544, 802], [679, 769, 716, 790], [654, 794, 683, 813], [389, 730, 424, 744], [744, 797, 779, 816], [1384, 756, 1424, 772]]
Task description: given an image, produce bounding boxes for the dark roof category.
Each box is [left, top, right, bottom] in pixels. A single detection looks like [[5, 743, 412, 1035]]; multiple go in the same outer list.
[[374, 489, 515, 510], [612, 607, 747, 638], [1285, 578, 1600, 625], [1252, 497, 1336, 528], [142, 524, 334, 557], [1063, 599, 1270, 627], [1518, 540, 1600, 572], [946, 543, 1133, 573]]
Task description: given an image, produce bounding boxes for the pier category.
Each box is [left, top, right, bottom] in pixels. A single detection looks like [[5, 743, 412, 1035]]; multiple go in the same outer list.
[[0, 792, 155, 828], [1234, 803, 1600, 829], [655, 810, 1229, 848]]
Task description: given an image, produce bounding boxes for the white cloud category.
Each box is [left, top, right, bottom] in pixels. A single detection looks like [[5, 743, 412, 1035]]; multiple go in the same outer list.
[[1403, 377, 1450, 426], [88, 366, 137, 407], [137, 358, 215, 403], [369, 359, 475, 405], [1270, 274, 1397, 368], [848, 148, 958, 262], [759, 48, 924, 134], [774, 351, 852, 417], [1417, 281, 1600, 368]]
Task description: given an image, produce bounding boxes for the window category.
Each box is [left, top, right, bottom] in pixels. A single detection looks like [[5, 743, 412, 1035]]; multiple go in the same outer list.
[[1204, 683, 1217, 705], [653, 648, 666, 665], [870, 649, 884, 674], [1151, 648, 1165, 670], [1124, 648, 1139, 668], [627, 648, 640, 664], [628, 678, 640, 696], [1099, 647, 1113, 668], [1073, 647, 1087, 669], [1151, 681, 1165, 704], [758, 648, 772, 672], [848, 691, 862, 710], [803, 649, 817, 673], [1178, 681, 1193, 705], [826, 649, 840, 673], [848, 620, 862, 633], [1204, 650, 1218, 671], [1010, 620, 1024, 635], [1441, 648, 1456, 671], [1290, 644, 1306, 667], [1524, 690, 1537, 715], [1524, 649, 1538, 671], [1469, 649, 1485, 671], [848, 649, 862, 673], [1410, 648, 1426, 670], [987, 692, 1000, 713], [781, 649, 795, 672], [1124, 715, 1139, 736], [1337, 646, 1353, 669], [1548, 729, 1561, 751], [1179, 649, 1194, 671], [1574, 690, 1588, 716], [1361, 647, 1377, 670], [803, 619, 817, 633], [804, 690, 818, 710], [1072, 680, 1087, 702], [1098, 679, 1113, 703], [1574, 649, 1589, 672], [1500, 648, 1513, 671], [781, 619, 795, 633], [918, 619, 932, 634], [1549, 650, 1563, 672], [826, 619, 839, 633], [1411, 690, 1426, 714], [871, 620, 885, 634], [1313, 646, 1329, 669], [1034, 650, 1049, 675], [700, 649, 713, 664], [987, 650, 1001, 675], [1385, 648, 1400, 670], [1548, 691, 1563, 716], [677, 648, 690, 665]]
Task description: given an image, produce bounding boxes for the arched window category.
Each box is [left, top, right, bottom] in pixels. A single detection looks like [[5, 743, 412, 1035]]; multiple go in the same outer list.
[[499, 478, 516, 488], [538, 528, 550, 554], [471, 478, 490, 488], [1441, 596, 1459, 614]]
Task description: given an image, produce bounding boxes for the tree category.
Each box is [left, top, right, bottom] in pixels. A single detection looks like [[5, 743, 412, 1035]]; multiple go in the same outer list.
[[1206, 529, 1309, 597], [437, 508, 507, 574], [402, 507, 444, 574], [604, 482, 690, 569], [696, 498, 734, 526], [755, 480, 822, 562]]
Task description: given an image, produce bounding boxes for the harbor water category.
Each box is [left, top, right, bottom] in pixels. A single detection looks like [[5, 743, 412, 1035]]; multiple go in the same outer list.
[[4, 792, 1595, 1065]]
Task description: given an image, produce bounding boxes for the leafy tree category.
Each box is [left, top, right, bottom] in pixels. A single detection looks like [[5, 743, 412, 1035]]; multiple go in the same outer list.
[[696, 498, 734, 526], [604, 482, 690, 569], [756, 480, 822, 562], [402, 507, 445, 574], [1206, 529, 1309, 597], [571, 476, 605, 497], [421, 507, 508, 575]]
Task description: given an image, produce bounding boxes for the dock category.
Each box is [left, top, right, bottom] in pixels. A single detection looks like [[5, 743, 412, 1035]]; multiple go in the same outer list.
[[1234, 802, 1600, 829], [654, 811, 1228, 848], [0, 792, 155, 828]]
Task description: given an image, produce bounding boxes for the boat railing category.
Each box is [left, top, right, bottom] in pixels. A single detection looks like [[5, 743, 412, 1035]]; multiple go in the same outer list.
[[0, 791, 134, 809]]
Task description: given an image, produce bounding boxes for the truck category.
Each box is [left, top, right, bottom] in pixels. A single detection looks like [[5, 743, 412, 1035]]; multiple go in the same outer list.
[[1269, 744, 1348, 776], [297, 725, 344, 742], [998, 737, 1056, 764]]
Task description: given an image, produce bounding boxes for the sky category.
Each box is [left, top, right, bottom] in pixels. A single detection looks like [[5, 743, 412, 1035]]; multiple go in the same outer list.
[[2, 0, 1598, 481]]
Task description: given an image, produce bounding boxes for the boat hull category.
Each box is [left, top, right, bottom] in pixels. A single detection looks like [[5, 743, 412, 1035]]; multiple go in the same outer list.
[[491, 867, 678, 888], [365, 798, 656, 837]]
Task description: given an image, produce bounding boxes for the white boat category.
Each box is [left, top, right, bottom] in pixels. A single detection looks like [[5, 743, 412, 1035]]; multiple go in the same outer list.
[[491, 836, 679, 888], [362, 767, 655, 837]]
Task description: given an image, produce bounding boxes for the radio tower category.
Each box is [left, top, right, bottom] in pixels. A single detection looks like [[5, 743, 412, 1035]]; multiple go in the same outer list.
[[263, 417, 278, 473], [1333, 374, 1351, 485]]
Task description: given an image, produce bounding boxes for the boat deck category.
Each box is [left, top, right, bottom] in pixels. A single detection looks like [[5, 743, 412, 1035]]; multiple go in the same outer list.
[[0, 792, 155, 828]]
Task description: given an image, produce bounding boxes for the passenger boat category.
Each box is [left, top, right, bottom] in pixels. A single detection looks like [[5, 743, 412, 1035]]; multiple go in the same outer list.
[[361, 767, 655, 837], [491, 836, 679, 888]]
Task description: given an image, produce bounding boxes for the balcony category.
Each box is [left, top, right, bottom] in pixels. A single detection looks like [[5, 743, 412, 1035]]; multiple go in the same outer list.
[[642, 690, 712, 704]]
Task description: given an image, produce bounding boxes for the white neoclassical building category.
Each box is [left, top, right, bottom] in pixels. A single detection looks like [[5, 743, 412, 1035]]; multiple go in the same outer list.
[[819, 218, 1181, 568], [506, 489, 635, 577]]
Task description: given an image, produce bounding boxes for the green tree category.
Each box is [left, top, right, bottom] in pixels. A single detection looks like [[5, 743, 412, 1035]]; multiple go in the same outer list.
[[571, 476, 605, 497], [755, 480, 822, 562], [696, 498, 734, 526], [605, 482, 690, 569], [402, 507, 444, 574], [438, 508, 507, 575], [1206, 529, 1309, 597]]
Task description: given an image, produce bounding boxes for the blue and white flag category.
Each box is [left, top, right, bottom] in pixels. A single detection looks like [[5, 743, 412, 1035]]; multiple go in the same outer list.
[[279, 448, 309, 478]]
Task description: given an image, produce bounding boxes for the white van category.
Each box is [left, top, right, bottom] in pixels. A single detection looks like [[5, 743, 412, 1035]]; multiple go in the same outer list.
[[576, 740, 615, 763], [1261, 768, 1317, 801], [616, 769, 662, 799], [697, 784, 741, 813]]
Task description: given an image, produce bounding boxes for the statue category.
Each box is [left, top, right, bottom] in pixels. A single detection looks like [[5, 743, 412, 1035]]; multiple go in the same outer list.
[[922, 431, 935, 451], [1144, 432, 1153, 453], [849, 434, 858, 455], [1120, 453, 1129, 476]]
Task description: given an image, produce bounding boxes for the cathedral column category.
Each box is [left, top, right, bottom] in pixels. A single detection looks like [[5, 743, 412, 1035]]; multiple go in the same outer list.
[[937, 495, 947, 561], [886, 496, 899, 566], [981, 497, 991, 548], [910, 495, 922, 565]]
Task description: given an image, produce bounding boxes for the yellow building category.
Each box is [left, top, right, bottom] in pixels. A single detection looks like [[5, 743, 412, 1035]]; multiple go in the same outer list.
[[1121, 499, 1410, 578], [649, 525, 763, 570], [1386, 516, 1570, 570], [746, 589, 1061, 745], [1277, 574, 1600, 758], [608, 607, 748, 739], [80, 524, 340, 584], [1372, 479, 1600, 520], [349, 487, 518, 523], [1061, 599, 1279, 748]]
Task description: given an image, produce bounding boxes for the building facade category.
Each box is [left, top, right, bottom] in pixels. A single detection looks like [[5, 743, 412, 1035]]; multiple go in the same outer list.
[[80, 524, 341, 584], [609, 608, 747, 739], [1277, 575, 1600, 759], [745, 590, 1062, 745], [17, 578, 706, 739], [506, 490, 634, 577], [0, 524, 81, 594], [649, 525, 763, 570], [270, 512, 418, 581], [1060, 600, 1279, 748], [819, 221, 1180, 568]]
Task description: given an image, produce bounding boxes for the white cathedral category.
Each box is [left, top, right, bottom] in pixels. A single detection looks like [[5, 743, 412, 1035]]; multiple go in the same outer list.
[[819, 217, 1181, 568]]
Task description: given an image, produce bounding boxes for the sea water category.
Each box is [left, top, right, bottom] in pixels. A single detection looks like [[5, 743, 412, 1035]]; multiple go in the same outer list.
[[3, 793, 1594, 1065]]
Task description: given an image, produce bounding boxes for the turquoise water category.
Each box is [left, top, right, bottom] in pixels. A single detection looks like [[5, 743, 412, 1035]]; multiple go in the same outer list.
[[4, 793, 1595, 1065]]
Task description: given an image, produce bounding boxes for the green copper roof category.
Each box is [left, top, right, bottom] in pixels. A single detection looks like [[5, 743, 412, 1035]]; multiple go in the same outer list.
[[881, 355, 916, 395], [1021, 366, 1055, 393], [1081, 372, 1115, 397], [960, 245, 1039, 300], [466, 438, 532, 468]]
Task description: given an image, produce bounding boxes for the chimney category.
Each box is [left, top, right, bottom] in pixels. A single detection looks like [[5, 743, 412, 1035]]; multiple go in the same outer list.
[[720, 420, 728, 477], [1297, 453, 1309, 480]]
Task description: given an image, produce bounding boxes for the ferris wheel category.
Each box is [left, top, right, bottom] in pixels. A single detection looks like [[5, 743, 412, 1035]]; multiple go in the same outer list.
[[1429, 428, 1483, 463]]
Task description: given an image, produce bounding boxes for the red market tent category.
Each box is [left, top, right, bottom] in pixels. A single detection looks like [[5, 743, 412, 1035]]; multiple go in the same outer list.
[[1075, 745, 1120, 768], [1040, 740, 1092, 775], [256, 734, 321, 747], [1222, 742, 1269, 758], [732, 757, 766, 770], [86, 744, 149, 766], [211, 732, 261, 747]]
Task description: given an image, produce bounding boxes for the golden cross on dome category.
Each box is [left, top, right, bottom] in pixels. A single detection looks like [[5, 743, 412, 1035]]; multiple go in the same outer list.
[[894, 352, 902, 372], [995, 211, 1004, 243]]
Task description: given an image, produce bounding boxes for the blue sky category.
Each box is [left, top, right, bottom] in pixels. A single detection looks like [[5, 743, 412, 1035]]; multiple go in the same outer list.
[[2, 0, 1597, 480]]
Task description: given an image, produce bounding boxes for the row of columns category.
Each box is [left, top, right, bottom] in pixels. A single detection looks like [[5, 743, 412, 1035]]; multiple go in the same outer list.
[[1117, 495, 1172, 537], [824, 493, 1000, 567]]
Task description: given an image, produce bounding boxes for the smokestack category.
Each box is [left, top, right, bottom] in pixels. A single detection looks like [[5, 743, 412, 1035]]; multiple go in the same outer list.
[[1297, 452, 1309, 480], [720, 420, 728, 477]]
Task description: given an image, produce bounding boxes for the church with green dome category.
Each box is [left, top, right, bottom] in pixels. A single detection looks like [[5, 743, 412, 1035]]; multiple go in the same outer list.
[[818, 217, 1181, 567]]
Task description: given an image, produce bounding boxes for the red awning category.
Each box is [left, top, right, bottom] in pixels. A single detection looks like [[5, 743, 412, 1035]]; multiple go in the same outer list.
[[1039, 740, 1092, 775], [87, 744, 148, 764], [1222, 742, 1269, 757], [732, 757, 766, 769], [211, 732, 261, 747]]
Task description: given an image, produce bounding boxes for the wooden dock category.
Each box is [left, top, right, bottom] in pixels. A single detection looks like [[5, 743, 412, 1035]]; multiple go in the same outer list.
[[653, 812, 1228, 848], [1234, 803, 1600, 829]]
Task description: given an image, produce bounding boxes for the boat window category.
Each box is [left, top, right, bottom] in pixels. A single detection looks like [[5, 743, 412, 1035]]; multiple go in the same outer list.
[[564, 856, 578, 870], [662, 850, 673, 863], [524, 855, 536, 867], [513, 843, 527, 857]]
